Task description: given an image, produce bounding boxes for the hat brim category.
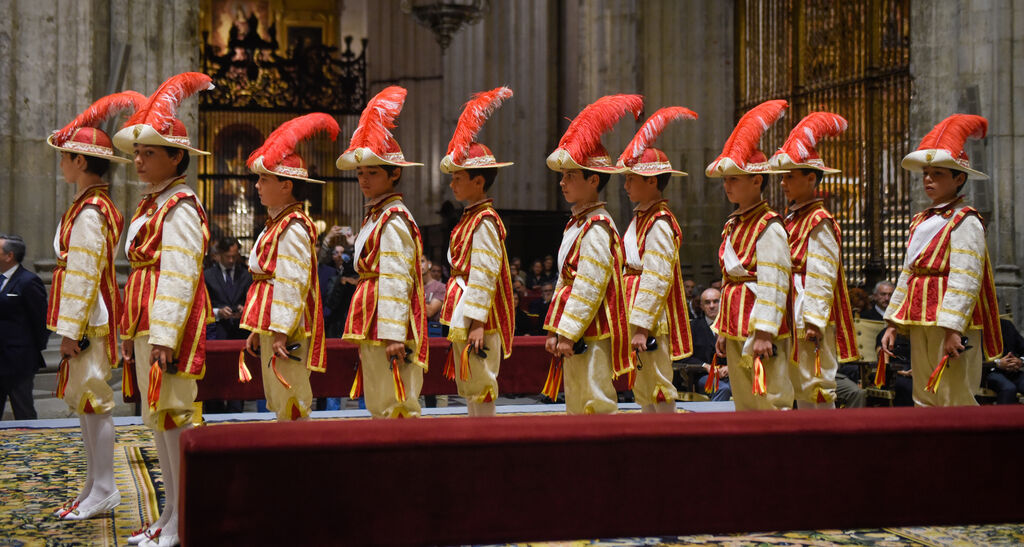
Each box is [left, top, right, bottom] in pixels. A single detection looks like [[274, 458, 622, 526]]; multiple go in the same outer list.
[[336, 147, 423, 170], [623, 167, 687, 177], [545, 149, 626, 174], [439, 154, 513, 174], [113, 125, 210, 156], [250, 158, 326, 184], [770, 161, 842, 174], [901, 149, 988, 180], [47, 134, 132, 163]]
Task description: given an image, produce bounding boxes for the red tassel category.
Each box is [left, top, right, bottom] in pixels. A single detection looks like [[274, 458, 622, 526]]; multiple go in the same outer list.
[[751, 356, 767, 396], [459, 344, 472, 382], [270, 355, 291, 390], [706, 354, 720, 395], [442, 346, 456, 380], [147, 361, 162, 412], [874, 347, 887, 387], [55, 358, 70, 399], [237, 350, 252, 383], [391, 359, 407, 402], [349, 364, 363, 399], [541, 357, 563, 400], [925, 354, 950, 394]]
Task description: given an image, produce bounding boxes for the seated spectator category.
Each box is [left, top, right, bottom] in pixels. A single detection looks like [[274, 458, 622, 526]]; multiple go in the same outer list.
[[525, 259, 547, 290], [528, 282, 555, 318], [324, 246, 358, 338], [877, 327, 913, 406], [423, 257, 446, 336], [986, 317, 1024, 404], [860, 280, 893, 321], [683, 278, 697, 319], [512, 277, 528, 300], [509, 261, 527, 286], [512, 292, 540, 336], [542, 254, 557, 279], [680, 288, 730, 401]]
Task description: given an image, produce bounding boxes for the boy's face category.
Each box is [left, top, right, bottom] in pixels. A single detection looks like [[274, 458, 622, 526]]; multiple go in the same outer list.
[[59, 152, 83, 184], [559, 169, 595, 205], [133, 144, 181, 184], [921, 166, 961, 203], [449, 170, 482, 202], [722, 174, 762, 205], [623, 173, 657, 204], [356, 165, 399, 199], [779, 170, 816, 203]]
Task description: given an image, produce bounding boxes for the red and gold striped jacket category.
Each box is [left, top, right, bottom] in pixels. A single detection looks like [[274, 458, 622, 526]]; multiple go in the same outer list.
[[342, 194, 429, 366], [47, 187, 124, 365], [785, 200, 858, 362], [623, 201, 693, 360], [887, 201, 1002, 359], [714, 201, 792, 339], [240, 204, 326, 372], [440, 200, 515, 358], [121, 181, 211, 378], [544, 206, 632, 378]]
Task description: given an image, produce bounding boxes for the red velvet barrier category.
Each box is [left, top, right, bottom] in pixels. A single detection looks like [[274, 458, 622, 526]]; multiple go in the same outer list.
[[123, 335, 630, 401], [180, 405, 1024, 546]]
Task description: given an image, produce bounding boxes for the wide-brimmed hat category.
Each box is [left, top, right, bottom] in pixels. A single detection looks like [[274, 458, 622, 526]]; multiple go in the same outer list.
[[901, 114, 988, 180], [769, 111, 848, 174], [617, 106, 698, 177], [248, 113, 340, 184], [336, 86, 422, 170], [705, 99, 789, 178], [439, 86, 514, 174], [48, 91, 147, 163], [546, 94, 643, 174], [113, 72, 214, 156]]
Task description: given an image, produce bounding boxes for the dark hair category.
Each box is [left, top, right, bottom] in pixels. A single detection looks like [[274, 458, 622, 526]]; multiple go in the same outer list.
[[950, 169, 968, 194], [0, 234, 26, 263], [465, 167, 498, 191], [161, 146, 189, 175], [380, 165, 401, 186], [754, 173, 766, 195], [69, 153, 110, 177], [655, 173, 671, 191], [796, 168, 823, 186], [284, 179, 310, 202], [583, 169, 612, 192], [215, 236, 240, 254]]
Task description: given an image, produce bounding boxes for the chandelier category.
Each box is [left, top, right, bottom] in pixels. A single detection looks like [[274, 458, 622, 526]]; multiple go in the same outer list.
[[401, 0, 490, 51]]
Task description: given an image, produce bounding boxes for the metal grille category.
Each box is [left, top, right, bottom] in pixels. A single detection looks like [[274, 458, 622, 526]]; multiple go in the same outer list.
[[196, 111, 363, 249], [736, 0, 912, 287]]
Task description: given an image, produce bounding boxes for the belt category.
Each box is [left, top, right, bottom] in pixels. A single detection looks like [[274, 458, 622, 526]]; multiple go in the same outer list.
[[623, 267, 642, 276], [724, 276, 756, 284], [252, 273, 272, 281]]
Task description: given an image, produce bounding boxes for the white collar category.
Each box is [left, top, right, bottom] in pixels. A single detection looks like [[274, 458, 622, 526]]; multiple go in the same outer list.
[[1, 264, 18, 279]]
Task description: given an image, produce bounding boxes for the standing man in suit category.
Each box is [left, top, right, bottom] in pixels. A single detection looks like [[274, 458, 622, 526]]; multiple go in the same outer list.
[[205, 237, 252, 341], [0, 234, 50, 420]]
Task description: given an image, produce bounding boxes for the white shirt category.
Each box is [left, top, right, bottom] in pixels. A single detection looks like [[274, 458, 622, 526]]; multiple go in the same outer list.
[[0, 264, 18, 293]]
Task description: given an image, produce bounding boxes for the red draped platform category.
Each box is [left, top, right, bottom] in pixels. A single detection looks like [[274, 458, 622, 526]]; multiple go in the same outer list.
[[180, 405, 1024, 546], [124, 336, 630, 400]]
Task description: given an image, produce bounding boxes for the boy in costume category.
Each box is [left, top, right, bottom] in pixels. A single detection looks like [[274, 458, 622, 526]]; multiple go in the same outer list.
[[240, 113, 338, 420], [881, 114, 1002, 406], [541, 94, 642, 415], [438, 87, 516, 417], [47, 91, 144, 519], [113, 72, 214, 547], [705, 99, 794, 411], [615, 106, 698, 413], [768, 112, 860, 409], [337, 86, 429, 418]]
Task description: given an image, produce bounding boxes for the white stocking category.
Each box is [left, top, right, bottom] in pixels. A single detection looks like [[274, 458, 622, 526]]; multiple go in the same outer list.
[[77, 413, 116, 508], [158, 424, 189, 538], [468, 401, 495, 417], [152, 430, 173, 530], [76, 415, 94, 502], [654, 401, 677, 414], [640, 404, 656, 414]]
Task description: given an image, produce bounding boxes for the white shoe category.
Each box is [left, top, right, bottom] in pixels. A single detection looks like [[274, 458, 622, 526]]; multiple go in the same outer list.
[[62, 491, 120, 520], [53, 499, 79, 517], [139, 531, 180, 547], [127, 524, 156, 545]]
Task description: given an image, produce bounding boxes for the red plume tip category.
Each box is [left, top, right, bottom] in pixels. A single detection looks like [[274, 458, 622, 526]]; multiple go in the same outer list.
[[53, 91, 148, 146], [559, 94, 644, 162], [345, 85, 407, 153], [717, 99, 788, 165], [917, 114, 988, 153], [777, 111, 848, 161], [618, 106, 698, 166], [124, 72, 214, 131], [447, 86, 513, 164], [248, 113, 340, 169]]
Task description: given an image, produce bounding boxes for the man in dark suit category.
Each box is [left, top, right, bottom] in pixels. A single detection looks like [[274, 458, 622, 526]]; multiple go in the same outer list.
[[679, 287, 730, 400], [860, 280, 894, 321], [204, 237, 252, 341], [0, 234, 50, 419]]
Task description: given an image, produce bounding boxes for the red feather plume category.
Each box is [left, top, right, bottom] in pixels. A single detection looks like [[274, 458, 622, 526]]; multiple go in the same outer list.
[[447, 86, 513, 164], [778, 111, 848, 161], [247, 113, 340, 169], [618, 106, 698, 166], [52, 91, 147, 146], [124, 72, 214, 131], [558, 94, 644, 162], [717, 99, 788, 164], [344, 86, 407, 153], [917, 114, 987, 153]]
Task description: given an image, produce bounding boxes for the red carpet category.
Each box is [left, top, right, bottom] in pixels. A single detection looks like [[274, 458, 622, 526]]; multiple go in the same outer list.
[[124, 336, 629, 401], [179, 405, 1024, 546]]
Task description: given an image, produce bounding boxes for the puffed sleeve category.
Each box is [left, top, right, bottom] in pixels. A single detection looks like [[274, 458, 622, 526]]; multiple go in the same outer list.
[[936, 215, 985, 333], [376, 215, 417, 342], [801, 222, 840, 330], [461, 218, 502, 324], [748, 221, 792, 337], [269, 221, 313, 336], [148, 200, 204, 349], [54, 206, 107, 340], [629, 218, 676, 331], [552, 222, 613, 341]]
